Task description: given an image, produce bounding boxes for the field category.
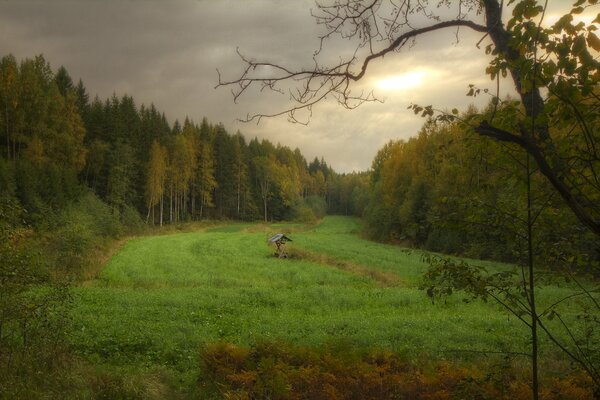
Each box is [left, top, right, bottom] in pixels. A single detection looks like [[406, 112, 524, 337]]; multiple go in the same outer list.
[[70, 216, 587, 395]]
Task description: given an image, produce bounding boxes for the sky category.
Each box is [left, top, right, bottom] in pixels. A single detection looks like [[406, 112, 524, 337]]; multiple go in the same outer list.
[[0, 0, 587, 172]]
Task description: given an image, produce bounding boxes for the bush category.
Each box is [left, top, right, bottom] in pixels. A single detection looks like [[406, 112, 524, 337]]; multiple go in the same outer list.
[[304, 196, 327, 219], [199, 341, 595, 400], [120, 204, 145, 234], [289, 203, 317, 223], [0, 227, 75, 399], [71, 191, 123, 238], [50, 192, 122, 271], [424, 227, 465, 254], [288, 196, 327, 223]]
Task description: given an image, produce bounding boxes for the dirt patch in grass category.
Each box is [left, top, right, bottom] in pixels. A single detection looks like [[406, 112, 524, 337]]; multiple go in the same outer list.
[[244, 222, 316, 234], [291, 248, 405, 287]]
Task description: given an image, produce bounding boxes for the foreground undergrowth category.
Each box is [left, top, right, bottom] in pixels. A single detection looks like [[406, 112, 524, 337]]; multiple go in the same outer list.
[[199, 341, 591, 400]]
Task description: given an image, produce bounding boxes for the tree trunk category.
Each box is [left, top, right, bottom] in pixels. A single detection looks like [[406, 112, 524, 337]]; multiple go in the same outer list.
[[237, 185, 241, 218], [160, 193, 163, 227], [260, 181, 268, 223], [200, 193, 204, 219], [182, 190, 186, 220], [480, 0, 600, 238], [237, 164, 241, 217], [4, 103, 9, 159], [169, 186, 173, 224], [191, 192, 196, 219], [13, 128, 17, 160], [526, 153, 539, 400], [84, 162, 91, 187]]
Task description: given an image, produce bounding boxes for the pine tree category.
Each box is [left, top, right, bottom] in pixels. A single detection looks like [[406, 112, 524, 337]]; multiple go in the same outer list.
[[74, 79, 89, 118], [54, 66, 73, 97], [213, 124, 237, 217]]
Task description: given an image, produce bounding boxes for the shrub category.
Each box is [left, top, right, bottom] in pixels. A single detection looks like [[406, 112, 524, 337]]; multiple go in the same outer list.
[[288, 196, 327, 223], [304, 196, 327, 219], [0, 231, 75, 398], [199, 341, 594, 400], [71, 191, 123, 238], [49, 192, 122, 271], [120, 204, 145, 234], [289, 203, 317, 223]]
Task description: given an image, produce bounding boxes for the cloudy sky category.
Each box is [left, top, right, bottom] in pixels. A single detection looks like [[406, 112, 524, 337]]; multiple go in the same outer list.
[[0, 0, 584, 172]]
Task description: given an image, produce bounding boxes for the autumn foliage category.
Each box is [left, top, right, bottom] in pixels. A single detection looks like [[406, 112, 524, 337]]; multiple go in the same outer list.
[[199, 342, 593, 400]]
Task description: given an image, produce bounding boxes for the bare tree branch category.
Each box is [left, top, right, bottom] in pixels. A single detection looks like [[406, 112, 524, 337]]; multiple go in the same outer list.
[[217, 19, 486, 124]]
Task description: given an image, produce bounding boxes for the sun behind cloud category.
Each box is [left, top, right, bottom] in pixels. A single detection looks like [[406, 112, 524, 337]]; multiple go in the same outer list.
[[376, 71, 426, 91]]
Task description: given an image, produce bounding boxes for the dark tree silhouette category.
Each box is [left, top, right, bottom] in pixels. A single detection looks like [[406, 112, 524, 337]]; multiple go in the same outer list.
[[218, 0, 600, 238]]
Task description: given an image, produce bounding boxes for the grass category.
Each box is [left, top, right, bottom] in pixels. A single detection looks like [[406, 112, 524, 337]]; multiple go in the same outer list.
[[69, 216, 591, 393]]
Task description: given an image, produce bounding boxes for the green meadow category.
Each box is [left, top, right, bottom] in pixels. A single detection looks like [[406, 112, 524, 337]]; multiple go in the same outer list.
[[71, 216, 584, 386]]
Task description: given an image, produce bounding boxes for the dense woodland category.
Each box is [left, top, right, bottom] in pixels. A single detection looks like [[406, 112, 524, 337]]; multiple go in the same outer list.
[[213, 0, 600, 271], [361, 106, 599, 266], [0, 54, 361, 234]]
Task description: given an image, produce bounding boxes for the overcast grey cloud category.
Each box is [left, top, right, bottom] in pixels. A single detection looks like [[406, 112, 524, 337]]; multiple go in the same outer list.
[[0, 0, 576, 172]]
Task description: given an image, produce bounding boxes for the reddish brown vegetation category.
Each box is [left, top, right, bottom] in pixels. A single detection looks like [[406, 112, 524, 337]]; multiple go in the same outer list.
[[200, 342, 593, 399]]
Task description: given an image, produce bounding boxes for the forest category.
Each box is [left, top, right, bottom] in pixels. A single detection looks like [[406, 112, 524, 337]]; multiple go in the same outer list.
[[0, 54, 361, 229], [362, 106, 599, 265], [1, 54, 596, 270]]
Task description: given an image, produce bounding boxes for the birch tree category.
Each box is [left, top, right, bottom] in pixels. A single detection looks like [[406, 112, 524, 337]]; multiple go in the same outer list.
[[145, 140, 167, 224]]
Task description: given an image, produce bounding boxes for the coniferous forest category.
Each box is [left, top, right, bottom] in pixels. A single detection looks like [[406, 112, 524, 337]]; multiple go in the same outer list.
[[1, 54, 351, 230]]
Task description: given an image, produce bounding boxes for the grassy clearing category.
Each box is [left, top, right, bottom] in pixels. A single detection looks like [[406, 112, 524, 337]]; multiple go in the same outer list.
[[70, 216, 589, 393], [293, 216, 517, 285]]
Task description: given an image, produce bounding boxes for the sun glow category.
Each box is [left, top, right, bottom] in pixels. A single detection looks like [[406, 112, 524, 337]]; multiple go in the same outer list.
[[376, 71, 426, 91]]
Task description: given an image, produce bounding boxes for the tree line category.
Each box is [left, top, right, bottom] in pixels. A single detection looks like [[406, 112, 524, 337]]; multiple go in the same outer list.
[[339, 103, 598, 267], [0, 52, 596, 269], [0, 54, 366, 235]]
